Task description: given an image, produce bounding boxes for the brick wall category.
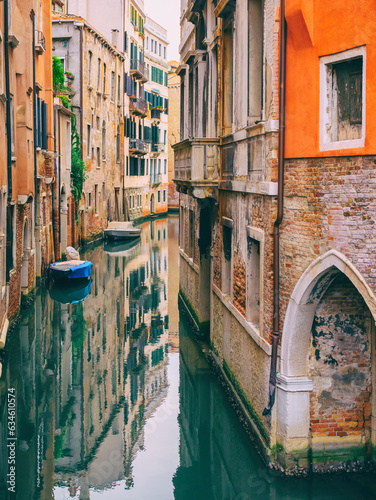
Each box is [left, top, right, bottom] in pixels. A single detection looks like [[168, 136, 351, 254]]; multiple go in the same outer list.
[[233, 253, 246, 316], [280, 155, 376, 334], [309, 274, 372, 440]]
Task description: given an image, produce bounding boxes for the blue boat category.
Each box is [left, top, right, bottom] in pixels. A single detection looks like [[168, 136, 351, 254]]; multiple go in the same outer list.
[[49, 260, 93, 282], [50, 279, 93, 304]]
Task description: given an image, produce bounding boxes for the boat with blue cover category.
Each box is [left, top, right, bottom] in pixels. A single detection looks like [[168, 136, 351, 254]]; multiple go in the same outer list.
[[49, 260, 93, 282]]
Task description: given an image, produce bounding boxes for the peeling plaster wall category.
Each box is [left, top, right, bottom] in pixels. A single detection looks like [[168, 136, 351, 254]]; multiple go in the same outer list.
[[309, 274, 372, 443]]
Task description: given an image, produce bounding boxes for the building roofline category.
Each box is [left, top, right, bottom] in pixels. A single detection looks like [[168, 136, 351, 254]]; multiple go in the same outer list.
[[52, 13, 125, 61]]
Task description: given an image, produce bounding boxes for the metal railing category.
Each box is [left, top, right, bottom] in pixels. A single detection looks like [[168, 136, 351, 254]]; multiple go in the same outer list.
[[130, 59, 149, 82], [129, 97, 147, 117], [129, 138, 150, 154], [150, 173, 162, 186], [35, 30, 46, 52]]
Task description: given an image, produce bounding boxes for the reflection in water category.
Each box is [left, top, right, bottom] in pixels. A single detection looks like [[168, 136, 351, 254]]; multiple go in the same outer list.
[[0, 216, 376, 500]]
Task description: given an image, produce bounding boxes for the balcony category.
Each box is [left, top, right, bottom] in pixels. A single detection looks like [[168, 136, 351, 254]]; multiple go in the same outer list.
[[130, 59, 149, 83], [129, 97, 147, 118], [186, 0, 206, 22], [129, 139, 150, 156], [150, 173, 162, 186], [151, 143, 166, 157], [35, 30, 46, 53], [151, 108, 162, 123], [173, 138, 219, 200]]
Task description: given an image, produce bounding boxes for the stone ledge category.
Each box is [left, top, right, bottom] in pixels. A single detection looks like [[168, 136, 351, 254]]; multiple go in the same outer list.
[[219, 180, 278, 196], [179, 248, 199, 274]]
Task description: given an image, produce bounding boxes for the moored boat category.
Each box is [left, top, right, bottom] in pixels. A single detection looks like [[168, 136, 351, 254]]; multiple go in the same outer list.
[[104, 221, 141, 240], [49, 260, 93, 282]]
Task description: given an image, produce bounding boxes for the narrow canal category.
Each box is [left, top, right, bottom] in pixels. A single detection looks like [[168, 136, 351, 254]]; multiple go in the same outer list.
[[1, 216, 376, 499]]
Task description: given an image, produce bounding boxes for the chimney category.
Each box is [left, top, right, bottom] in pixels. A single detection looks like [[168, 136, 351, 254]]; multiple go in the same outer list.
[[112, 29, 119, 48]]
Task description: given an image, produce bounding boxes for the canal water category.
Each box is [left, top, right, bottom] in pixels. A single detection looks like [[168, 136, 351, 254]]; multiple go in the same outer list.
[[1, 216, 376, 499]]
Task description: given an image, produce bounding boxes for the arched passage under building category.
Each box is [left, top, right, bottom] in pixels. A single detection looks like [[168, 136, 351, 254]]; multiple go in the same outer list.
[[276, 250, 376, 470], [20, 218, 30, 293]]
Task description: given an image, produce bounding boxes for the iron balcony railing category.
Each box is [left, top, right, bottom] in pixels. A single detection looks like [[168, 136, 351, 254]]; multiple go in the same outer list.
[[35, 30, 46, 52], [151, 143, 165, 154], [151, 108, 162, 121], [150, 173, 162, 186], [129, 138, 150, 155], [130, 59, 149, 83], [129, 97, 147, 117]]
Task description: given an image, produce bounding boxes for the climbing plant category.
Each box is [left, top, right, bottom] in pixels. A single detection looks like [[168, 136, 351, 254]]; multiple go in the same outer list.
[[71, 114, 87, 214], [52, 56, 70, 109]]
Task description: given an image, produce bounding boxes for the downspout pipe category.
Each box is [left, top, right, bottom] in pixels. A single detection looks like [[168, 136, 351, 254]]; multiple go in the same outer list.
[[263, 0, 287, 416], [33, 11, 38, 230], [4, 0, 12, 203]]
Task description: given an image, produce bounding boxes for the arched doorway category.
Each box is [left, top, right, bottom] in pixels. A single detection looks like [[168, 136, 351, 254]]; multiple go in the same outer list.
[[276, 250, 376, 469], [150, 193, 155, 214], [20, 219, 30, 293]]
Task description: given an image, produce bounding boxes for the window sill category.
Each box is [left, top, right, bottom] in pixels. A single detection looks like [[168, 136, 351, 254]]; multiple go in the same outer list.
[[319, 138, 365, 152], [179, 248, 199, 273]]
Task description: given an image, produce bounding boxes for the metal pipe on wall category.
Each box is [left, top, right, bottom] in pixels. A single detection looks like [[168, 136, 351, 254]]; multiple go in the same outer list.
[[263, 0, 286, 415]]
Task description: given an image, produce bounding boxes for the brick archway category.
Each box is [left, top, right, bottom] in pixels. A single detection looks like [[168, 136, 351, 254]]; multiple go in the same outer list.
[[276, 250, 376, 469]]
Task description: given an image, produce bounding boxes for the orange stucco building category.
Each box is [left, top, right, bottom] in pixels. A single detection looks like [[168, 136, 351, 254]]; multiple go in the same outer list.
[[285, 0, 376, 158]]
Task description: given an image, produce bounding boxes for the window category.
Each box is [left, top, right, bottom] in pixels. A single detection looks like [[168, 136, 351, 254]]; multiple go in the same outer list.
[[188, 209, 195, 258], [164, 46, 166, 59], [116, 126, 120, 163], [103, 63, 107, 94], [248, 0, 263, 122], [222, 218, 232, 295], [158, 191, 161, 203], [246, 227, 263, 325], [97, 147, 100, 166], [117, 75, 121, 102], [102, 121, 106, 159], [94, 185, 98, 214], [151, 40, 154, 52], [159, 43, 161, 56], [97, 58, 101, 90], [320, 47, 366, 151], [88, 192, 92, 206], [164, 159, 167, 174], [163, 190, 166, 202], [158, 159, 161, 174], [87, 124, 91, 157], [223, 21, 234, 135], [164, 130, 167, 145], [179, 206, 185, 248], [88, 51, 92, 86], [146, 37, 149, 50], [91, 147, 94, 160], [110, 71, 115, 101]]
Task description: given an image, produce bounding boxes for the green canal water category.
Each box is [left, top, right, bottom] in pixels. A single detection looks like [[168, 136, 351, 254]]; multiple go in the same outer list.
[[1, 216, 376, 499]]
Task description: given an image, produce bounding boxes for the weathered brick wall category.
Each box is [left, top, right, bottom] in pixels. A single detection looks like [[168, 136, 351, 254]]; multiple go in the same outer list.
[[309, 274, 372, 440], [280, 155, 376, 332], [233, 252, 246, 316]]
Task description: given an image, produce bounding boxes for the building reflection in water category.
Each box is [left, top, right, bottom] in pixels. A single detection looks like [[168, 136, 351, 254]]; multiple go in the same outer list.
[[0, 217, 172, 499], [1, 215, 370, 500]]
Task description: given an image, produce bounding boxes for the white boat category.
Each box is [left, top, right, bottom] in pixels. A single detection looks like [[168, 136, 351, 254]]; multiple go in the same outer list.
[[103, 221, 141, 240]]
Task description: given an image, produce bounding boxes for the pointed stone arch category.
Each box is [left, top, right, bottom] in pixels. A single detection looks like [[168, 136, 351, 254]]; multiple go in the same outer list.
[[276, 250, 376, 470], [280, 249, 376, 378]]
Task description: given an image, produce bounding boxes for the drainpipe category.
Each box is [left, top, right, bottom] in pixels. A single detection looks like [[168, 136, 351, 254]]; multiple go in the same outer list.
[[33, 11, 38, 238], [4, 0, 11, 203], [4, 0, 13, 284], [79, 25, 83, 160], [263, 0, 286, 415]]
